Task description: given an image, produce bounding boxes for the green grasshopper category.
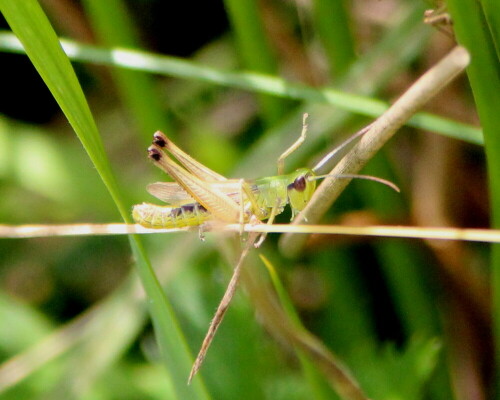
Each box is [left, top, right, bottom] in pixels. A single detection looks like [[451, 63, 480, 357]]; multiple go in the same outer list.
[[132, 115, 398, 382], [133, 131, 315, 231], [132, 117, 393, 233]]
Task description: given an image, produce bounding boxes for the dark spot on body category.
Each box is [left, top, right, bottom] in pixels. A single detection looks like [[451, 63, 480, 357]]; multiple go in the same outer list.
[[181, 204, 195, 213], [170, 207, 182, 218], [170, 203, 207, 218], [182, 203, 207, 213]]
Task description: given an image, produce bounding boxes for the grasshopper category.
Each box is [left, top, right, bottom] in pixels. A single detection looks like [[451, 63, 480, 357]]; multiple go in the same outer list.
[[132, 116, 395, 233], [133, 123, 315, 232], [132, 115, 398, 382]]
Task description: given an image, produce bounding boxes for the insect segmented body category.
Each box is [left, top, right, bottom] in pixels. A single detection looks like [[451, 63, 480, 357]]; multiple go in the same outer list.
[[132, 131, 318, 229], [132, 202, 211, 229]]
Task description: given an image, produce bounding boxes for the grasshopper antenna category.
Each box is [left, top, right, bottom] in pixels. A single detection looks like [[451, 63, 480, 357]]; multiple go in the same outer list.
[[312, 124, 372, 174], [309, 173, 400, 192], [310, 123, 399, 193]]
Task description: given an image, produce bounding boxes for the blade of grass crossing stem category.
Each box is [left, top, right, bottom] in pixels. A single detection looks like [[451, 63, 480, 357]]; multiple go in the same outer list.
[[129, 237, 209, 398], [446, 0, 500, 395], [259, 255, 333, 400], [0, 1, 209, 398]]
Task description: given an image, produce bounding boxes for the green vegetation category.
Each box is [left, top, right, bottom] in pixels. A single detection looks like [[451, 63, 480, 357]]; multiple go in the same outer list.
[[0, 1, 498, 399]]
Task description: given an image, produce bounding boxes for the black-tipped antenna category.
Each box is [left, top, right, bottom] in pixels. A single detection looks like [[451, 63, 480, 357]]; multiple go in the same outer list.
[[309, 173, 400, 193], [312, 124, 373, 174]]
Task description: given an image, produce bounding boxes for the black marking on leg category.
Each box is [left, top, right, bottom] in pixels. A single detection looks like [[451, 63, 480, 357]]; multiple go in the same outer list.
[[153, 132, 167, 147], [148, 146, 162, 161]]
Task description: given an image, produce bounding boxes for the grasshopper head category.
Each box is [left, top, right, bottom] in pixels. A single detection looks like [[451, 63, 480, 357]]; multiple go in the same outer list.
[[287, 168, 316, 219]]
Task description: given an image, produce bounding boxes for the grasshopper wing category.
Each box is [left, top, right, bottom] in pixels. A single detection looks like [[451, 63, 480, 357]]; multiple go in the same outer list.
[[147, 182, 195, 205], [148, 145, 242, 223], [147, 181, 246, 205]]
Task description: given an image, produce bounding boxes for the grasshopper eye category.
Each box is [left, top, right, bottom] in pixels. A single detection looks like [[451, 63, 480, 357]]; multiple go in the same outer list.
[[293, 175, 307, 192]]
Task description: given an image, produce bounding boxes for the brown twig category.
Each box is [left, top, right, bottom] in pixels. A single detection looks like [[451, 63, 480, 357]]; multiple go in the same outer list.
[[279, 46, 470, 257], [187, 232, 259, 384]]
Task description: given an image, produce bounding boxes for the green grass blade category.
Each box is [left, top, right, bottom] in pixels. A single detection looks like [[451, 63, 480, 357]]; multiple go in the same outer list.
[[0, 6, 124, 217], [0, 1, 209, 398], [482, 0, 500, 61], [446, 0, 500, 395], [259, 255, 333, 400], [0, 32, 482, 145]]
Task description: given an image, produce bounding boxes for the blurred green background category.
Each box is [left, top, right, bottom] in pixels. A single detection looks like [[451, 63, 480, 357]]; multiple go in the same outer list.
[[0, 0, 498, 399]]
